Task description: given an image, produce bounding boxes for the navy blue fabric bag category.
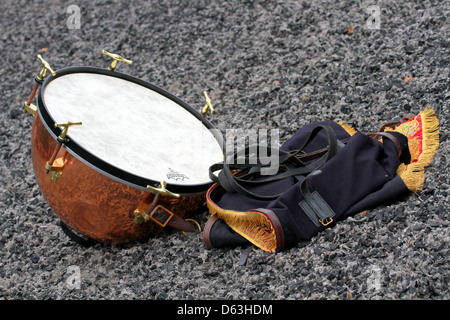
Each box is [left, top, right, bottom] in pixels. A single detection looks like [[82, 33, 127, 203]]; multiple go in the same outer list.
[[203, 120, 411, 253]]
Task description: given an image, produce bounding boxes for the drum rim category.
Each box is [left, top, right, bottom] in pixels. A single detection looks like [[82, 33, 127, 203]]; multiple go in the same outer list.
[[37, 66, 224, 195]]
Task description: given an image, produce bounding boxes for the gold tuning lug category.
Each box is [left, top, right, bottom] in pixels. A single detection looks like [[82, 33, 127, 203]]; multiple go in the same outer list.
[[102, 50, 133, 71], [146, 181, 180, 198], [36, 54, 56, 81], [45, 159, 65, 182], [54, 121, 82, 141], [201, 91, 216, 116], [23, 102, 37, 117]]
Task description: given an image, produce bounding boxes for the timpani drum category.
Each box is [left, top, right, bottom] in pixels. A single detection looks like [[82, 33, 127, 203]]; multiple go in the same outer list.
[[23, 53, 224, 244]]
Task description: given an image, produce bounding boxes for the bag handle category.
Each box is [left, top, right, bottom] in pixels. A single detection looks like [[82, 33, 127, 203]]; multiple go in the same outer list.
[[365, 132, 403, 158]]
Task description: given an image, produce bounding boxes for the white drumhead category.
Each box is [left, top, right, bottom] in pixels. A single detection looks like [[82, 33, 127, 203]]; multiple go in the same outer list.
[[42, 72, 223, 186]]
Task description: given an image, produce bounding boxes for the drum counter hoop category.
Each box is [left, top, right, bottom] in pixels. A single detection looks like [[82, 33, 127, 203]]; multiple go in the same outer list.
[[22, 50, 224, 244]]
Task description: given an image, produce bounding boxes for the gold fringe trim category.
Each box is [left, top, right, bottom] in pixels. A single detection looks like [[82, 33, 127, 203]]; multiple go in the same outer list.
[[338, 121, 358, 136], [395, 106, 440, 191], [396, 162, 425, 191], [206, 199, 277, 253]]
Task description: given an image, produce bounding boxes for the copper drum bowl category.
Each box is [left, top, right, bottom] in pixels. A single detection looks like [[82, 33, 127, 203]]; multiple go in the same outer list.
[[28, 65, 223, 244]]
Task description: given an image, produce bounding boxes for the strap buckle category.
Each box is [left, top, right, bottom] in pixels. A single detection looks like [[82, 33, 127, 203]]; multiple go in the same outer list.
[[319, 217, 334, 227], [149, 205, 174, 228]]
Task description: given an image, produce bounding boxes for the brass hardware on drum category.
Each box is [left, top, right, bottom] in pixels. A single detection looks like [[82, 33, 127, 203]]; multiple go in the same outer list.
[[134, 207, 152, 225], [23, 102, 37, 117], [49, 169, 63, 183], [54, 121, 82, 141], [146, 181, 180, 198], [45, 156, 66, 183], [133, 211, 146, 224], [102, 50, 133, 71], [201, 91, 216, 116], [44, 162, 54, 173], [133, 191, 160, 225], [23, 82, 40, 116], [22, 54, 53, 117], [45, 143, 63, 174], [36, 54, 56, 80], [43, 121, 81, 182]]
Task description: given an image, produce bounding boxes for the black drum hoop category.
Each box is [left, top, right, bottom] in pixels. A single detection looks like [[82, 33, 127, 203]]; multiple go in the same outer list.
[[37, 66, 224, 195]]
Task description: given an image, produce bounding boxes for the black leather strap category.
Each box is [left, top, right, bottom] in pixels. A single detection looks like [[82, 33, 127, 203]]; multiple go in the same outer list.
[[209, 125, 339, 200], [299, 170, 336, 227]]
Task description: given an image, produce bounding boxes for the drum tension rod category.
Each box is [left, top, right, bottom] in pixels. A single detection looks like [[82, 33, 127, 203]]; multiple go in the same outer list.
[[36, 54, 56, 80], [23, 54, 56, 117], [54, 121, 82, 142], [201, 91, 216, 116], [102, 50, 132, 71], [146, 181, 180, 198], [44, 122, 82, 182]]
